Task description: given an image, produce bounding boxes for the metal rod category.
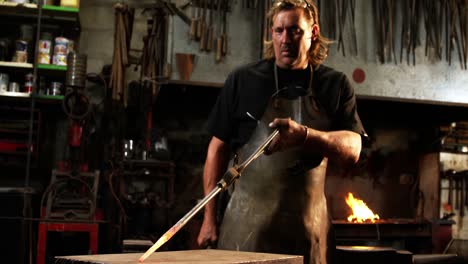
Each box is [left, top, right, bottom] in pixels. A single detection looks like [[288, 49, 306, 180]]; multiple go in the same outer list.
[[237, 129, 279, 172], [139, 128, 279, 262], [138, 186, 223, 262]]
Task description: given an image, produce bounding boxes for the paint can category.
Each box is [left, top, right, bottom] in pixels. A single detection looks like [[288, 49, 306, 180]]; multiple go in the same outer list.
[[8, 82, 20, 92], [9, 0, 28, 4], [38, 40, 52, 64], [24, 73, 33, 93], [53, 37, 69, 66], [60, 0, 79, 8], [68, 40, 74, 52], [14, 40, 28, 63], [53, 37, 68, 55], [0, 73, 9, 93], [49, 82, 62, 95], [38, 32, 53, 64], [16, 40, 28, 52], [66, 52, 87, 87]]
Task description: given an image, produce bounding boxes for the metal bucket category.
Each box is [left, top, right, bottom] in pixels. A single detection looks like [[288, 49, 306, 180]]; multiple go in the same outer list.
[[66, 52, 87, 88]]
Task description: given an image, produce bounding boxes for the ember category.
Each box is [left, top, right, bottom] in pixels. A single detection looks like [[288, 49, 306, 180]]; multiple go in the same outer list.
[[345, 192, 380, 223]]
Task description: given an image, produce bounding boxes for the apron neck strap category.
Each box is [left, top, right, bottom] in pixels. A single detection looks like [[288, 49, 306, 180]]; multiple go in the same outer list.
[[273, 63, 314, 97]]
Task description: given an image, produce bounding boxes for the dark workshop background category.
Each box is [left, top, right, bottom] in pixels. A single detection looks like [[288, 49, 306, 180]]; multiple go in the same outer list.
[[1, 0, 468, 263]]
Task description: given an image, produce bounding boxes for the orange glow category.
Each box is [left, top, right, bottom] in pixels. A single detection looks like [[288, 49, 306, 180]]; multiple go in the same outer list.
[[345, 192, 380, 223]]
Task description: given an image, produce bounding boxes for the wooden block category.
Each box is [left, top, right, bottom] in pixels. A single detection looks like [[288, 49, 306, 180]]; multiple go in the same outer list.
[[55, 249, 303, 264]]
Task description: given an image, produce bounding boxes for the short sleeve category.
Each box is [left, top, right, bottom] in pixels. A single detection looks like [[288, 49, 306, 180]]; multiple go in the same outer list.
[[206, 72, 238, 144], [334, 75, 368, 139]]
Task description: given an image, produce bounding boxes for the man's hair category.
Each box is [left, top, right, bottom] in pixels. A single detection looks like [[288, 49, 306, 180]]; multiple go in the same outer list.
[[263, 0, 331, 66]]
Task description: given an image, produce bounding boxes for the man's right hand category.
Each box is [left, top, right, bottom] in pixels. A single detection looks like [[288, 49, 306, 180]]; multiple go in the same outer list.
[[197, 218, 218, 248]]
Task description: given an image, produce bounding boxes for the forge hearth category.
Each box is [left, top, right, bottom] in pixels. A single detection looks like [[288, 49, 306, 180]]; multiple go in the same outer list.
[[333, 218, 433, 254]]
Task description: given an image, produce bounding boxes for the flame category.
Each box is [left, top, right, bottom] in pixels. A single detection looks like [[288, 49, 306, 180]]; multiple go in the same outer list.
[[345, 192, 380, 223]]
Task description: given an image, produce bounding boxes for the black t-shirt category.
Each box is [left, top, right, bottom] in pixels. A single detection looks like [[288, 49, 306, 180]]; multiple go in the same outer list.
[[206, 59, 366, 151]]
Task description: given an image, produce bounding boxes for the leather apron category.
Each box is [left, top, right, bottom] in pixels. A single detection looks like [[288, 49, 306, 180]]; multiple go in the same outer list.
[[218, 69, 334, 264]]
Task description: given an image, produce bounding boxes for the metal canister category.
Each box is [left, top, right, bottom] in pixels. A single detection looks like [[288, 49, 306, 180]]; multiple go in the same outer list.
[[52, 54, 67, 65], [0, 73, 9, 93], [49, 82, 62, 95], [53, 37, 68, 55], [60, 0, 79, 8], [38, 39, 52, 64], [67, 40, 74, 53], [14, 51, 27, 63], [66, 52, 87, 88], [53, 37, 69, 66], [14, 40, 28, 63], [15, 40, 28, 52], [9, 0, 28, 4], [8, 82, 20, 92], [24, 73, 33, 93]]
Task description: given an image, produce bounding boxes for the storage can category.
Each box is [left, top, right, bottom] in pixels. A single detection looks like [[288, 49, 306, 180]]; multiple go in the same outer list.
[[0, 73, 9, 93], [49, 82, 62, 95], [53, 37, 69, 55], [38, 39, 52, 64], [14, 40, 28, 63], [24, 73, 33, 93], [53, 37, 69, 65], [8, 82, 20, 92]]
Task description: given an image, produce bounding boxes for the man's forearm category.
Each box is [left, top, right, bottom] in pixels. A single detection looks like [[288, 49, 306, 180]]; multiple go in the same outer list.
[[202, 137, 230, 224], [304, 128, 362, 166]]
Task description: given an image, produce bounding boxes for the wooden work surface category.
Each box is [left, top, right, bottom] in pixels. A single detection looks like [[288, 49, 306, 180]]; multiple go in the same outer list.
[[55, 249, 303, 264]]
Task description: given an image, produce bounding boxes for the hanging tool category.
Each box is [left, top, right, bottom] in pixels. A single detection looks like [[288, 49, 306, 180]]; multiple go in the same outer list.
[[349, 0, 357, 56], [138, 129, 280, 262], [197, 0, 205, 41], [465, 173, 468, 208], [164, 0, 191, 25], [110, 3, 134, 105], [205, 0, 214, 52], [399, 0, 408, 63], [164, 1, 174, 79], [199, 0, 207, 50], [215, 0, 224, 62], [410, 0, 417, 66], [460, 174, 465, 217], [388, 0, 397, 64], [189, 0, 197, 39], [140, 3, 168, 97], [192, 0, 201, 41], [448, 0, 464, 69], [449, 171, 454, 209], [322, 0, 336, 41], [374, 0, 384, 63], [456, 0, 467, 70], [337, 0, 347, 57], [221, 0, 228, 56]]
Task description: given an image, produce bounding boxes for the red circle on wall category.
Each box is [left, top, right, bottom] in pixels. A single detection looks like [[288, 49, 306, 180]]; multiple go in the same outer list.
[[352, 68, 366, 84]]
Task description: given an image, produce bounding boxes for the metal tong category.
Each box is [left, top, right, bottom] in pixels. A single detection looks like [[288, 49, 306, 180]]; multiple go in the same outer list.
[[139, 129, 280, 262]]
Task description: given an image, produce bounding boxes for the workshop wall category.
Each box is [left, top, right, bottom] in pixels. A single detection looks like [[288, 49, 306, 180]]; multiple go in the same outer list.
[[76, 0, 468, 246], [324, 1, 468, 106], [79, 0, 468, 105], [79, 0, 262, 83]]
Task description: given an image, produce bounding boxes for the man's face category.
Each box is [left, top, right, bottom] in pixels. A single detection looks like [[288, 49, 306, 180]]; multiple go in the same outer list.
[[271, 8, 317, 69]]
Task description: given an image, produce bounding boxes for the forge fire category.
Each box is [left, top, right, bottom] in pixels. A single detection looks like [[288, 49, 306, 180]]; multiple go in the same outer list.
[[345, 192, 380, 223]]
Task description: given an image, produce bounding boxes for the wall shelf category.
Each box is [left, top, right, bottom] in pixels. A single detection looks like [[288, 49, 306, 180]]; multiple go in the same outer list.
[[37, 64, 67, 71], [0, 93, 64, 103], [0, 61, 33, 69], [0, 92, 31, 98], [166, 79, 223, 88], [0, 2, 37, 8], [33, 94, 64, 101], [42, 4, 79, 13], [0, 2, 80, 25]]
